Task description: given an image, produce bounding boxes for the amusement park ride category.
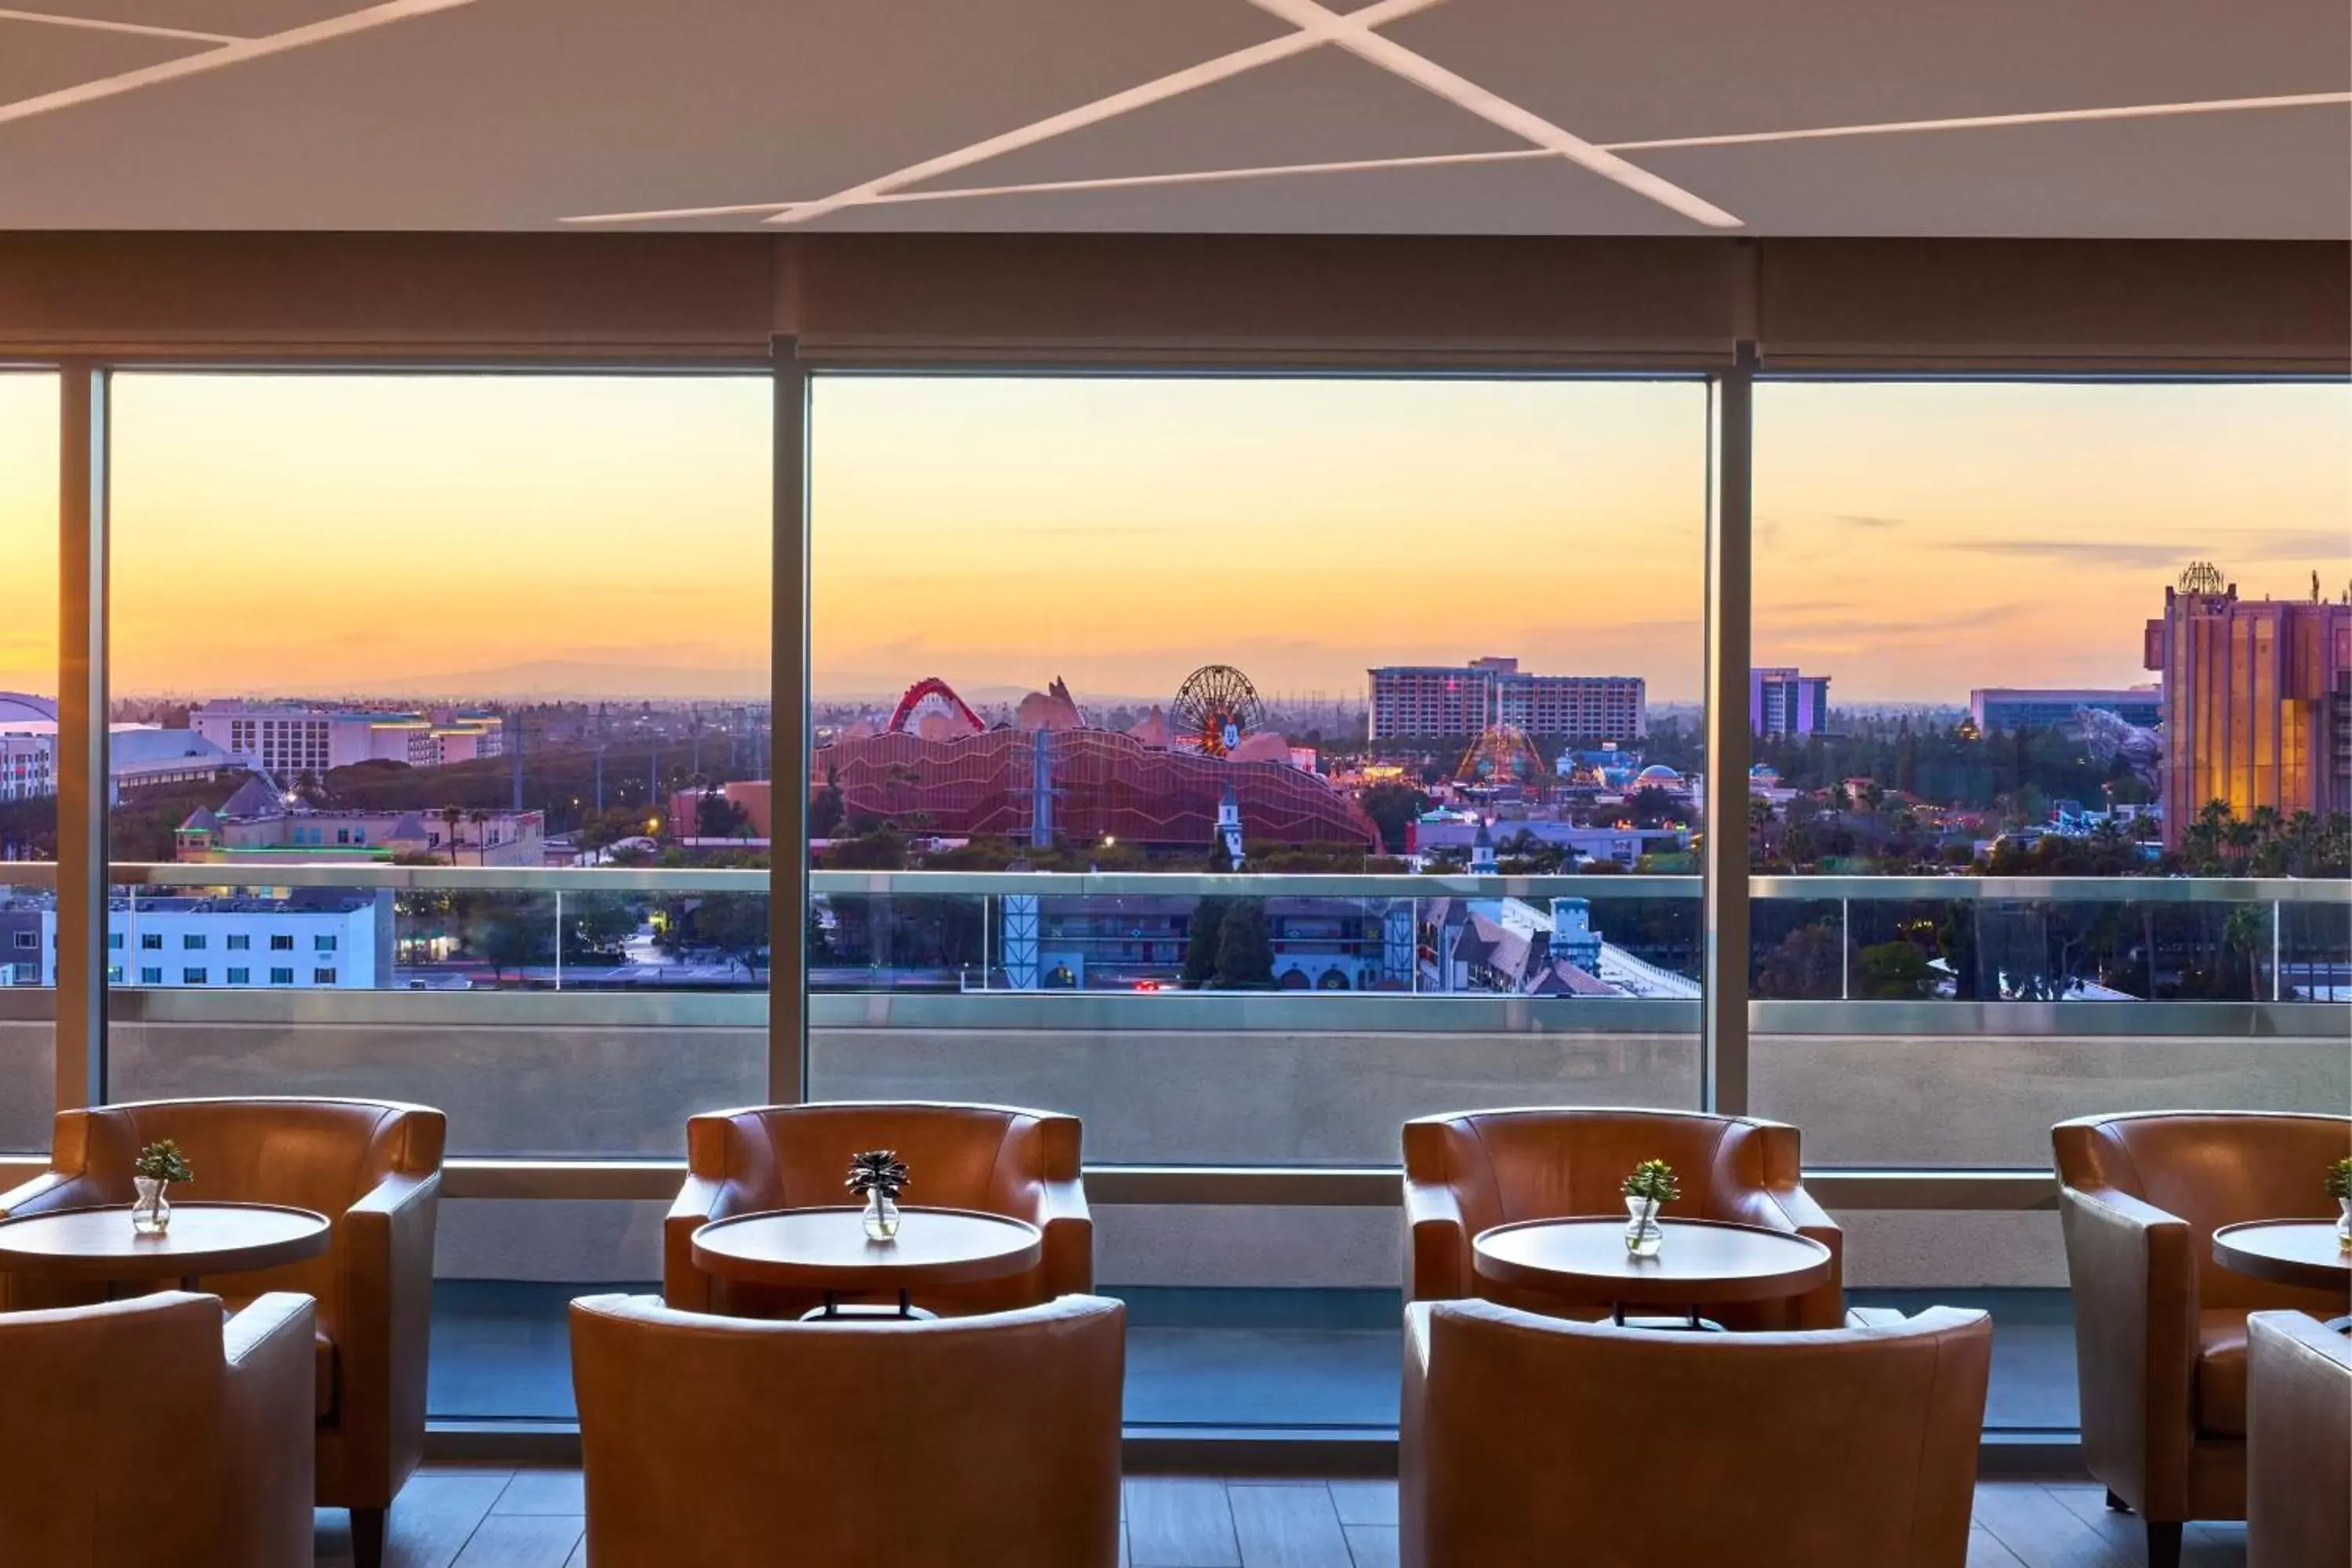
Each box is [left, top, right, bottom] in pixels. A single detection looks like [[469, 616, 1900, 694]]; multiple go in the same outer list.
[[1455, 723, 1546, 786], [1171, 664, 1265, 757], [839, 661, 1377, 851]]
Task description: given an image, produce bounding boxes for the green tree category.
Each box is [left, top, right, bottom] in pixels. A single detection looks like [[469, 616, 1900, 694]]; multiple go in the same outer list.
[[2221, 903, 2265, 1001], [823, 825, 907, 869], [468, 904, 550, 985], [693, 788, 752, 840], [563, 892, 638, 964], [1182, 898, 1228, 989], [808, 777, 848, 839], [1853, 939, 1933, 1000], [1755, 923, 1843, 1000], [438, 804, 466, 864], [1599, 786, 1680, 829], [1213, 900, 1276, 989], [688, 894, 770, 978], [1358, 782, 1432, 855]]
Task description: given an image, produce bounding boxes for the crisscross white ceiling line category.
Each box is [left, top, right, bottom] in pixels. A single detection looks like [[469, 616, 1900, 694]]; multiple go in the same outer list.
[[1236, 0, 1739, 227], [753, 0, 1462, 230], [626, 90, 2347, 222], [0, 0, 475, 129], [0, 7, 242, 45], [564, 0, 1742, 229]]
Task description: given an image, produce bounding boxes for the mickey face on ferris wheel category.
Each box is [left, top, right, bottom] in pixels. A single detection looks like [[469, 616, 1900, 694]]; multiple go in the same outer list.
[[1174, 663, 1266, 759]]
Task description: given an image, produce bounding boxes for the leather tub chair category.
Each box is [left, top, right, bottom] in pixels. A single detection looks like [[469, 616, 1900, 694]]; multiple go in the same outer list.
[[0, 1097, 446, 1568], [1401, 1299, 1991, 1567], [665, 1101, 1091, 1318], [2247, 1310, 2351, 1568], [0, 1292, 317, 1568], [572, 1291, 1126, 1567], [1403, 1107, 1846, 1328], [2053, 1111, 2351, 1567]]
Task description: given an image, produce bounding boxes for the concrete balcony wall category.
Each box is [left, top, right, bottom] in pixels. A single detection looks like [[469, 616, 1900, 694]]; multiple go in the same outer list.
[[5, 992, 2340, 1292], [0, 1018, 48, 1152], [1753, 1029, 2350, 1168], [811, 1018, 1700, 1167], [105, 994, 764, 1159]]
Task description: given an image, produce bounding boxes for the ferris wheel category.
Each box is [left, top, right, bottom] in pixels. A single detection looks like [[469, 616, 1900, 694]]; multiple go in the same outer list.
[[1171, 664, 1265, 757]]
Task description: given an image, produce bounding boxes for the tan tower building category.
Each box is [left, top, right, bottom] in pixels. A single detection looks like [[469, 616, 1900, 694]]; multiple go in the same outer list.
[[2143, 563, 2352, 848]]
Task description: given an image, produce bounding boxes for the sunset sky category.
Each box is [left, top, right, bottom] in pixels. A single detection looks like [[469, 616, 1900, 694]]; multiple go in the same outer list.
[[1, 372, 2345, 709]]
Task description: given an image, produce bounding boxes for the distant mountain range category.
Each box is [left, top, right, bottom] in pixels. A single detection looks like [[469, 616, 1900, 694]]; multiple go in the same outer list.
[[284, 661, 769, 702]]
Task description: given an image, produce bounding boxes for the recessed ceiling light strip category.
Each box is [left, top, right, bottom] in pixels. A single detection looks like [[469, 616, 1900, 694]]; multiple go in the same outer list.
[[0, 7, 242, 45], [755, 0, 1449, 227], [869, 145, 1564, 206], [1609, 91, 2352, 151], [566, 147, 1562, 225], [673, 84, 2350, 218], [1240, 0, 1742, 228], [0, 0, 475, 128]]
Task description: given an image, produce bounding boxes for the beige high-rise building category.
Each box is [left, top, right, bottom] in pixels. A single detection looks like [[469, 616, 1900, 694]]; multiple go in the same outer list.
[[2144, 564, 2352, 848]]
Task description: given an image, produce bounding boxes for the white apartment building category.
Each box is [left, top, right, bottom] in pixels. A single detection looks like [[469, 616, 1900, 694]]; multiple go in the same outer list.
[[0, 734, 53, 803], [1367, 657, 1646, 742], [192, 704, 504, 777], [1, 896, 390, 989]]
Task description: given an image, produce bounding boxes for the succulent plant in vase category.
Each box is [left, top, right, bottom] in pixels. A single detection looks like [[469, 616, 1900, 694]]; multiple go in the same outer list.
[[1621, 1159, 1680, 1258], [848, 1149, 910, 1241], [2327, 1157, 2350, 1249], [131, 1138, 193, 1236]]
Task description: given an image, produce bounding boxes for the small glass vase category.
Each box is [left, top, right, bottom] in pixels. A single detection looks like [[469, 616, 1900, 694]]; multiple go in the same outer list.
[[862, 1188, 901, 1242], [1623, 1194, 1663, 1258], [131, 1176, 172, 1236], [2337, 1196, 2350, 1250]]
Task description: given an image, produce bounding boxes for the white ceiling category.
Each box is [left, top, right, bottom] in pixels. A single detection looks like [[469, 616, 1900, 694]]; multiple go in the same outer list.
[[0, 0, 2344, 235]]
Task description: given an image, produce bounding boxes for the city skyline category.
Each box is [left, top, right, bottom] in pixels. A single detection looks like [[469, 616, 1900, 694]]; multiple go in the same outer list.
[[2, 373, 2347, 707]]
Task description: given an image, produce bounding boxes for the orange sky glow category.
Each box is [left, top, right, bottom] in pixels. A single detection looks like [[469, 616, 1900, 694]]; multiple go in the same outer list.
[[1, 372, 2345, 710]]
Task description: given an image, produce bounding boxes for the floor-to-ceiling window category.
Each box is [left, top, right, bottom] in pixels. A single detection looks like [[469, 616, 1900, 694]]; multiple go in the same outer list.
[[14, 343, 2340, 1440], [803, 373, 1714, 1429], [1750, 379, 2351, 1171], [101, 371, 772, 1417], [0, 371, 59, 1152], [807, 375, 1714, 1168]]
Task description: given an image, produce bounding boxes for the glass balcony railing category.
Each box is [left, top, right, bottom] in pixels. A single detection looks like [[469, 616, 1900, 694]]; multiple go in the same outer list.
[[0, 864, 2339, 1169]]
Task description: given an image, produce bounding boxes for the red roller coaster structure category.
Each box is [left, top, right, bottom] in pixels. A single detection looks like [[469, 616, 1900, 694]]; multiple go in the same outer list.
[[816, 726, 1378, 850], [885, 677, 985, 738]]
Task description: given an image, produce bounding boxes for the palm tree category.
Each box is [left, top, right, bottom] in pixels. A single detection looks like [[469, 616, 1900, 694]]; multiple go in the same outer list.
[[467, 809, 491, 866], [2221, 903, 2265, 1001], [437, 805, 464, 866]]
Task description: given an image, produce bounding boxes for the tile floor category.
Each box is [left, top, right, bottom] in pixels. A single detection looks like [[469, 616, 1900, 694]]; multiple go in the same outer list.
[[426, 1283, 2082, 1431], [314, 1472, 2249, 1567]]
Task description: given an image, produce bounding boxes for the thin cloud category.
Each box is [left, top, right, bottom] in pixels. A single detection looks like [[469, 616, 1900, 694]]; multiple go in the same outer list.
[[1766, 600, 2036, 638], [1833, 513, 1904, 529], [1944, 528, 2350, 572]]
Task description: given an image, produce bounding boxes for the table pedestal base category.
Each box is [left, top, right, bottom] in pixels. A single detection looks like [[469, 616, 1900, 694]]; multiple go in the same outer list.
[[1611, 1303, 1726, 1333], [101, 1275, 204, 1301], [803, 1288, 934, 1322]]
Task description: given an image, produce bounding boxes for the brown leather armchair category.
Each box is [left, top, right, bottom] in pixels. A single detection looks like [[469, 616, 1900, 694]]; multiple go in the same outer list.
[[1403, 1107, 1845, 1329], [572, 1291, 1125, 1567], [665, 1101, 1091, 1318], [2053, 1111, 2351, 1568], [0, 1097, 445, 1568], [1401, 1298, 1990, 1567], [0, 1292, 317, 1568], [2248, 1310, 2351, 1568]]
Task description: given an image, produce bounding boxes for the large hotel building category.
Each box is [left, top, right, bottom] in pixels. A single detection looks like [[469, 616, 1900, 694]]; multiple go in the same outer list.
[[192, 703, 506, 777], [1367, 657, 1645, 742], [2145, 566, 2352, 848]]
